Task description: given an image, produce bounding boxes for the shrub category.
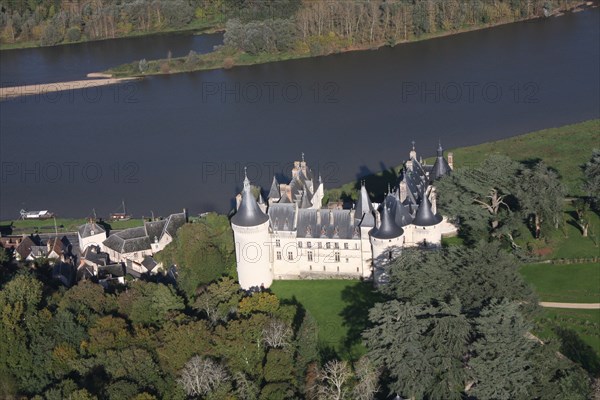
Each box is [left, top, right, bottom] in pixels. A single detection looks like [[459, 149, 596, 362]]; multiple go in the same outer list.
[[65, 26, 81, 42]]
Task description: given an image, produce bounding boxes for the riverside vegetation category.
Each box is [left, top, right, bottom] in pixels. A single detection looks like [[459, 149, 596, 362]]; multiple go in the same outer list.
[[0, 120, 598, 398], [91, 0, 590, 77]]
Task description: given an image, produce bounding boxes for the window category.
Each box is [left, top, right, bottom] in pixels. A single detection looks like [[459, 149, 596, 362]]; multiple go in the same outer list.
[[318, 242, 322, 249], [307, 241, 312, 248], [334, 242, 339, 249], [276, 251, 282, 260], [308, 251, 313, 261], [346, 258, 349, 263], [326, 242, 331, 249], [310, 265, 312, 270], [337, 266, 339, 272], [355, 243, 359, 250], [323, 266, 326, 271], [344, 243, 349, 250], [298, 241, 303, 248], [334, 252, 340, 262], [356, 267, 359, 272], [288, 252, 293, 260], [275, 239, 280, 247]]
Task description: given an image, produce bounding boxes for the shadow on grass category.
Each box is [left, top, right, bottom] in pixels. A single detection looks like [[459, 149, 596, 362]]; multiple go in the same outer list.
[[554, 326, 600, 375], [339, 281, 388, 359]]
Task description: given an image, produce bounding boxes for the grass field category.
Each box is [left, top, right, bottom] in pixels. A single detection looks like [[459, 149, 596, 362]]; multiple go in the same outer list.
[[0, 218, 144, 234], [271, 279, 384, 360], [520, 263, 600, 303], [534, 308, 600, 373], [446, 120, 600, 196]]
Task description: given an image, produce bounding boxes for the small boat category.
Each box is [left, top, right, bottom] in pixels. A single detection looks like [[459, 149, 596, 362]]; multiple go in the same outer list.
[[110, 200, 132, 221], [20, 209, 55, 220]]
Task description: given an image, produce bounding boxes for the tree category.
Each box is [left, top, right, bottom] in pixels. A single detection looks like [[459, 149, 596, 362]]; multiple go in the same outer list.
[[468, 299, 536, 399], [262, 319, 292, 348], [178, 356, 230, 397], [363, 299, 469, 400], [436, 154, 520, 245], [352, 356, 380, 400], [239, 292, 280, 316], [582, 149, 600, 207], [517, 162, 566, 238], [233, 372, 259, 400], [193, 277, 241, 324], [573, 198, 590, 237], [313, 359, 353, 400], [156, 213, 236, 299], [138, 58, 149, 73], [117, 281, 185, 327]]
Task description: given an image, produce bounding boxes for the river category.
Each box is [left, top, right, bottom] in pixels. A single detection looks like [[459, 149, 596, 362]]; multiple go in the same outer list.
[[0, 9, 598, 220]]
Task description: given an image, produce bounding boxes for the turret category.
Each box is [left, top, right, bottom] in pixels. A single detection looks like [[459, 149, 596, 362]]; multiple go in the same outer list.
[[410, 188, 443, 247], [429, 141, 451, 181], [231, 171, 273, 290], [370, 196, 405, 285]]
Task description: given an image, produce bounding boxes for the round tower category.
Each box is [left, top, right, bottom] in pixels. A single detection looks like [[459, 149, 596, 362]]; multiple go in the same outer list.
[[370, 195, 404, 285], [410, 187, 443, 247], [230, 172, 273, 290]]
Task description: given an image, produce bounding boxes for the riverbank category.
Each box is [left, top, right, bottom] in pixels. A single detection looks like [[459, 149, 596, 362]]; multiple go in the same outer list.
[[0, 77, 140, 101], [0, 18, 224, 51], [324, 119, 600, 205], [103, 2, 597, 78]]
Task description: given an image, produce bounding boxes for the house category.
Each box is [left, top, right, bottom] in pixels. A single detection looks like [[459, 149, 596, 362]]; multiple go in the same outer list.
[[78, 220, 107, 252], [101, 211, 186, 264]]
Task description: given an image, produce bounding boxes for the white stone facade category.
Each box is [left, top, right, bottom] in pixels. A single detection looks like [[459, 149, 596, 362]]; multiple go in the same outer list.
[[231, 145, 458, 289]]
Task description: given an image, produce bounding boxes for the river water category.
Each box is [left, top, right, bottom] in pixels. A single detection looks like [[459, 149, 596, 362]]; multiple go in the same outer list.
[[0, 9, 598, 220]]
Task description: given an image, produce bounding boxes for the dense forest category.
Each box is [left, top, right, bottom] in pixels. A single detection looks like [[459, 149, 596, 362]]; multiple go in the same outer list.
[[1, 152, 598, 399], [0, 0, 586, 48]]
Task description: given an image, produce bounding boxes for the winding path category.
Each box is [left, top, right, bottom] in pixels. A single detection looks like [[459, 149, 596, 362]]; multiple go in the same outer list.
[[539, 302, 600, 309]]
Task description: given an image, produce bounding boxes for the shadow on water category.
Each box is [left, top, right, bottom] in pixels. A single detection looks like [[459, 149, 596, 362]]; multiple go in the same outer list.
[[355, 162, 401, 203], [554, 326, 600, 375]]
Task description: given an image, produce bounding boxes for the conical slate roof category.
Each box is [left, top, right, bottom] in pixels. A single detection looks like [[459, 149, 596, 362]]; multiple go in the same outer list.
[[371, 198, 404, 239], [268, 177, 280, 199], [279, 193, 291, 203], [430, 142, 451, 181], [231, 174, 269, 227], [355, 182, 374, 221], [412, 189, 443, 227], [300, 190, 313, 209]]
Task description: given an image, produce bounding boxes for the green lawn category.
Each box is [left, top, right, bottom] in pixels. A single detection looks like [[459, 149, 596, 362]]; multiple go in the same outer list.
[[534, 308, 600, 373], [545, 207, 600, 260], [520, 263, 600, 303], [0, 218, 144, 234], [446, 120, 600, 196], [271, 279, 384, 360]]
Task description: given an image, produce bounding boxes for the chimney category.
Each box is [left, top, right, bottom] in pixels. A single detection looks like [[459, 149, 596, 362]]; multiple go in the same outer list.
[[448, 152, 454, 170], [329, 209, 334, 226]]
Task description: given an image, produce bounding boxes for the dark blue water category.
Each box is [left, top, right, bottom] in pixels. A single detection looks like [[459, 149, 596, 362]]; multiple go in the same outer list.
[[0, 9, 598, 220], [0, 32, 223, 87]]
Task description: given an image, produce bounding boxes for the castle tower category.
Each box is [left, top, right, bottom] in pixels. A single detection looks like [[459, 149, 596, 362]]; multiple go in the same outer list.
[[231, 171, 273, 290], [410, 187, 443, 247], [370, 196, 405, 285], [355, 182, 376, 278], [429, 141, 451, 181]]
